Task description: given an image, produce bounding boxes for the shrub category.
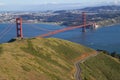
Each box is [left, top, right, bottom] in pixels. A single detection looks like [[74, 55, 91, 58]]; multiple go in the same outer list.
[[21, 65, 31, 72], [0, 46, 3, 55]]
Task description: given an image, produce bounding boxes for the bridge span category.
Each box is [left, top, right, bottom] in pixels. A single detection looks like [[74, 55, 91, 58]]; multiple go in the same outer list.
[[15, 12, 96, 38], [13, 12, 97, 39], [37, 23, 94, 38]]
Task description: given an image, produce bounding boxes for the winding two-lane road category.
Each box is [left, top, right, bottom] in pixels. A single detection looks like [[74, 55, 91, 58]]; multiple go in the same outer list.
[[74, 52, 99, 80]]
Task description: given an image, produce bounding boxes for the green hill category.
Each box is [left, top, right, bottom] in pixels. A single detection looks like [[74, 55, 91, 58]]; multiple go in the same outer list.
[[0, 38, 120, 80], [80, 53, 120, 80], [0, 38, 94, 80]]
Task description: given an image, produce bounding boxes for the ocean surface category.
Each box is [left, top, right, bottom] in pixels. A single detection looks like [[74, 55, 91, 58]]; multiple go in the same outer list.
[[0, 23, 120, 53]]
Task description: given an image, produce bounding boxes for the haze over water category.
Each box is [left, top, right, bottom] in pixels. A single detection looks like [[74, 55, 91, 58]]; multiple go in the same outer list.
[[0, 23, 120, 53]]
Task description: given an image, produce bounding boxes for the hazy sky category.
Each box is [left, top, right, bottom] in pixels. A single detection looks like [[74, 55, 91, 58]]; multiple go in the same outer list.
[[0, 0, 119, 11], [0, 0, 119, 5]]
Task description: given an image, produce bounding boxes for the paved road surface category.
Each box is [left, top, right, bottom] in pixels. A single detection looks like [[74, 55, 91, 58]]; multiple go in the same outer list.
[[74, 52, 98, 80]]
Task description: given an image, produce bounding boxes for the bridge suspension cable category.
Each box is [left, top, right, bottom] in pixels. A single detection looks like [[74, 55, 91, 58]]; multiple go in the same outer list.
[[37, 23, 93, 38], [0, 24, 14, 40], [27, 24, 59, 32]]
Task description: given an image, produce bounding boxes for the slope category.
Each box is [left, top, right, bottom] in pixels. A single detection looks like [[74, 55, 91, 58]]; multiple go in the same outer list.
[[0, 38, 94, 80], [80, 53, 120, 80]]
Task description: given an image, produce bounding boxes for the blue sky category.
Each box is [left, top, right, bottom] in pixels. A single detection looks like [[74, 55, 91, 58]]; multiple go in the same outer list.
[[0, 0, 119, 11]]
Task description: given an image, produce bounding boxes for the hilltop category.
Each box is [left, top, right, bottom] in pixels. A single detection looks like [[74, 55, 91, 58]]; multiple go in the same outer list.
[[0, 38, 119, 80], [0, 38, 94, 80], [81, 5, 120, 12]]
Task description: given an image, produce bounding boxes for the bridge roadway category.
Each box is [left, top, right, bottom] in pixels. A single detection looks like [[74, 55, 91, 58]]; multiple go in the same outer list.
[[38, 23, 93, 38]]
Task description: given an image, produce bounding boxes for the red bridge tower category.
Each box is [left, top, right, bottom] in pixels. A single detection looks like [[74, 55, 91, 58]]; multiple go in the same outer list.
[[82, 12, 86, 32], [16, 18, 23, 38]]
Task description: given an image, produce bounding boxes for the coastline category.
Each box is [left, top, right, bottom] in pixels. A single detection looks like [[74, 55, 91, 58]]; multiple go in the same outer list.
[[0, 21, 120, 28], [34, 22, 62, 26], [0, 22, 62, 26], [96, 18, 120, 27], [97, 23, 120, 27]]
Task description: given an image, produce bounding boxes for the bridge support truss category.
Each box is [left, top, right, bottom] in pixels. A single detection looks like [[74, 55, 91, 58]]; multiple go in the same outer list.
[[16, 18, 23, 38]]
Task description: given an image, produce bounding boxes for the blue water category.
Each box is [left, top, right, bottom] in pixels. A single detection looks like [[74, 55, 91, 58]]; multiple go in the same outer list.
[[0, 23, 120, 53]]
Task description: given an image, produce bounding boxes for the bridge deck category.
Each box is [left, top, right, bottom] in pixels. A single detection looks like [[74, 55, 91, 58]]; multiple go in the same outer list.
[[38, 24, 93, 38]]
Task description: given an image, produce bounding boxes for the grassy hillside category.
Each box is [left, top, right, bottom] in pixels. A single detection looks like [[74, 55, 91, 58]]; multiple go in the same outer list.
[[0, 38, 94, 80], [80, 53, 120, 80]]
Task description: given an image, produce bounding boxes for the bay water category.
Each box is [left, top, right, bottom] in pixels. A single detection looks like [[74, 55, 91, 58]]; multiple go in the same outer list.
[[0, 23, 120, 53]]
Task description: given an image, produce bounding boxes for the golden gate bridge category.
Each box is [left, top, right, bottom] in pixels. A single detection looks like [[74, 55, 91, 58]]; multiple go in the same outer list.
[[0, 12, 97, 40]]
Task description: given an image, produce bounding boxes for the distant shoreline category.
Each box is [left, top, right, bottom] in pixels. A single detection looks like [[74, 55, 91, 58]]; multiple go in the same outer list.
[[0, 21, 120, 28], [0, 22, 62, 26], [35, 22, 62, 26], [96, 18, 120, 27]]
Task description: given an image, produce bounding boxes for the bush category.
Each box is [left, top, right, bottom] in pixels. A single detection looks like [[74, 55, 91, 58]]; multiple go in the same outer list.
[[111, 52, 120, 59], [97, 49, 120, 61], [0, 46, 3, 55], [21, 65, 31, 72]]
